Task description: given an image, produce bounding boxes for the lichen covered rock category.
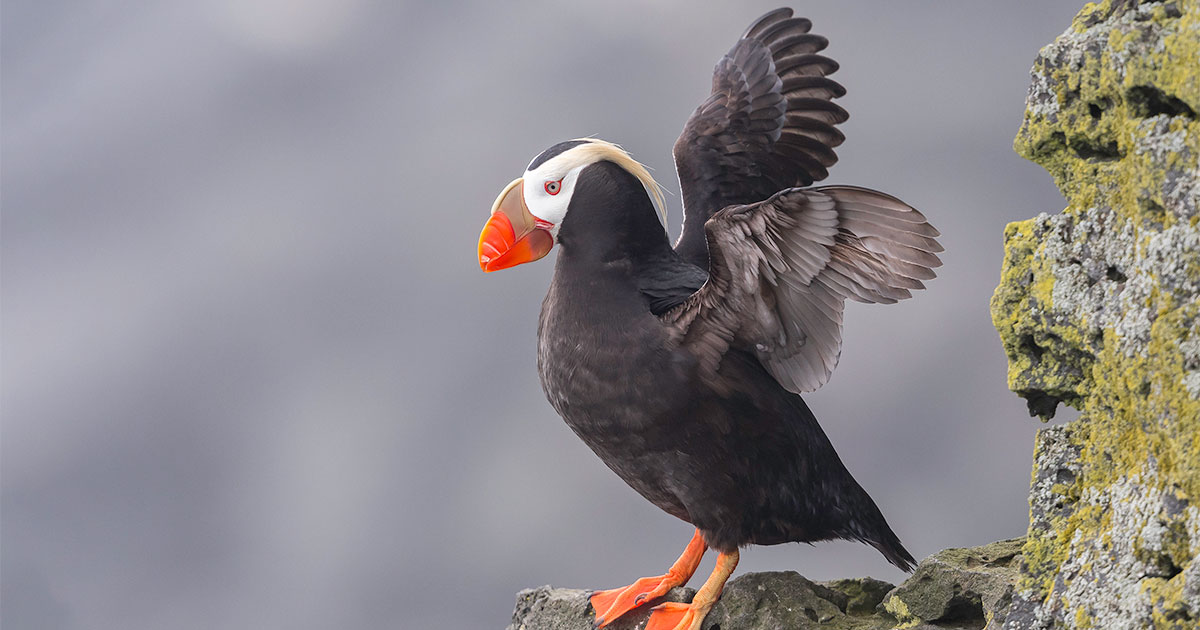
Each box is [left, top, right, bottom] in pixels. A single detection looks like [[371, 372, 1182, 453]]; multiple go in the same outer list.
[[990, 0, 1200, 628], [882, 539, 1024, 629]]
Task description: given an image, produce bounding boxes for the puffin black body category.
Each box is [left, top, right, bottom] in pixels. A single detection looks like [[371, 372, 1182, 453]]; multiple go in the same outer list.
[[538, 162, 910, 564], [478, 9, 940, 630]]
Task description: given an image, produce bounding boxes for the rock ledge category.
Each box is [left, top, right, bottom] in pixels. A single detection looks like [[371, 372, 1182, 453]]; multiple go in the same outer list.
[[507, 539, 1023, 630]]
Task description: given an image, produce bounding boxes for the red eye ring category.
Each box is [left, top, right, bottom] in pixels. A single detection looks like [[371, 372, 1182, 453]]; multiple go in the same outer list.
[[544, 179, 563, 195]]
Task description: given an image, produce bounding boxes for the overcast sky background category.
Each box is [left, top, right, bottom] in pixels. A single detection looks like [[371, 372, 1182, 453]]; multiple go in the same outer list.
[[4, 2, 1087, 629]]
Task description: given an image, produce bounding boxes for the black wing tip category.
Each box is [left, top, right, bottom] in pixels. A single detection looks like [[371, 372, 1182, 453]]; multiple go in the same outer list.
[[755, 17, 814, 45], [743, 7, 794, 39]]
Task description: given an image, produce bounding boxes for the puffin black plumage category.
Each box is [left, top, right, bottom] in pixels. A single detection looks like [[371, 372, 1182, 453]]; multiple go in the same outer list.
[[478, 9, 941, 630]]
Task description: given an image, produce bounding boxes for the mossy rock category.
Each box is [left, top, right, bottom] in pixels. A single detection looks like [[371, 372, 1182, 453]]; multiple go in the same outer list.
[[991, 0, 1200, 628]]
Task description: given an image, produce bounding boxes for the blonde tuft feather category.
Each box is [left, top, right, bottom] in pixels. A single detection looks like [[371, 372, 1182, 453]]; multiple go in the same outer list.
[[568, 138, 669, 229]]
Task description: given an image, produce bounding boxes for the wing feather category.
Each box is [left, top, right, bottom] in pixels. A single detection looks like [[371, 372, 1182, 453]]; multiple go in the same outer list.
[[661, 187, 942, 394], [673, 9, 848, 268], [751, 15, 811, 41]]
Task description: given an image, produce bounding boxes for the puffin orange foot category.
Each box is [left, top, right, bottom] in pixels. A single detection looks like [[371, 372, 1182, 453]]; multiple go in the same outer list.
[[644, 549, 739, 630], [645, 602, 705, 630], [589, 575, 677, 627], [588, 530, 706, 627]]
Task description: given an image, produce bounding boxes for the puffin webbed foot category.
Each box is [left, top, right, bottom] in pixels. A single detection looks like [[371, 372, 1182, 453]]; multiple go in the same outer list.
[[644, 549, 738, 630], [644, 602, 700, 630], [589, 576, 675, 626], [588, 530, 706, 627]]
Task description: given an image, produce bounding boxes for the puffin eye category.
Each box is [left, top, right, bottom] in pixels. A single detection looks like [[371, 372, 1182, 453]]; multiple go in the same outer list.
[[544, 179, 562, 195]]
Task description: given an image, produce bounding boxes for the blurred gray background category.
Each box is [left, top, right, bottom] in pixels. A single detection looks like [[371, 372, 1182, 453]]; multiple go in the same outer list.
[[3, 2, 1083, 629]]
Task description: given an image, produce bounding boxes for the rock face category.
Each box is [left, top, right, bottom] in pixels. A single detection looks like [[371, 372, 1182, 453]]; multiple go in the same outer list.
[[990, 0, 1200, 628], [507, 539, 1024, 630]]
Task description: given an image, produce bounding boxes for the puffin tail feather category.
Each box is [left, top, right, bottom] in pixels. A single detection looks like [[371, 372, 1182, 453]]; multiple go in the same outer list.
[[846, 514, 917, 572], [870, 534, 917, 573]]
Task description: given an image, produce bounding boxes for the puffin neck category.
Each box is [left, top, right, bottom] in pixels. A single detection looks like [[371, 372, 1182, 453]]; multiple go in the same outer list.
[[554, 161, 673, 269]]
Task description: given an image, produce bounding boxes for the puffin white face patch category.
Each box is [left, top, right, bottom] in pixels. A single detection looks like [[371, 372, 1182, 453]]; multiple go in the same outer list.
[[523, 161, 586, 239], [522, 139, 667, 241]]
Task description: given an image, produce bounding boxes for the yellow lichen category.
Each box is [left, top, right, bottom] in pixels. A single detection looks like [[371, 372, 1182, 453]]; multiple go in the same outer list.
[[993, 0, 1200, 627], [1073, 606, 1094, 629], [882, 595, 920, 629]]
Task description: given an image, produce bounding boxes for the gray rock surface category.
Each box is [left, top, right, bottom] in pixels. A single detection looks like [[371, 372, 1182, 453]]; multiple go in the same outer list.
[[990, 0, 1200, 628], [507, 540, 1023, 630], [882, 539, 1023, 629]]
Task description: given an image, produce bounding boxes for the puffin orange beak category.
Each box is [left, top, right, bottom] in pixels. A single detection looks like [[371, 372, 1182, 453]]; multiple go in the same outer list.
[[478, 178, 554, 272]]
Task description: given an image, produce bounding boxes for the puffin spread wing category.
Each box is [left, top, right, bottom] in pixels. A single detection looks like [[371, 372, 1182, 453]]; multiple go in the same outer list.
[[661, 186, 943, 394], [673, 8, 848, 268]]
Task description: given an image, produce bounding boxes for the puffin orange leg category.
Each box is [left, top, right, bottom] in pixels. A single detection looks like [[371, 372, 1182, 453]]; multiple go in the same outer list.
[[589, 529, 706, 627], [644, 549, 739, 630]]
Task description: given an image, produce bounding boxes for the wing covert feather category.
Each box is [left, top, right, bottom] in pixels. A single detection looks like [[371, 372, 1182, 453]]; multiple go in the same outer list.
[[661, 186, 943, 394]]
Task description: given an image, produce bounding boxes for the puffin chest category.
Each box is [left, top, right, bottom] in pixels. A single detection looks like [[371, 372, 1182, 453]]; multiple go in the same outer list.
[[536, 286, 689, 433]]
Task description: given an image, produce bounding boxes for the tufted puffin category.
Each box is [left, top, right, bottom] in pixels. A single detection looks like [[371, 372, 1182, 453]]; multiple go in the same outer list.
[[477, 8, 941, 630]]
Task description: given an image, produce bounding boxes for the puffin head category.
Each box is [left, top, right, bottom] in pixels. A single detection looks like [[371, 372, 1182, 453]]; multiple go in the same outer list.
[[478, 139, 665, 272]]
